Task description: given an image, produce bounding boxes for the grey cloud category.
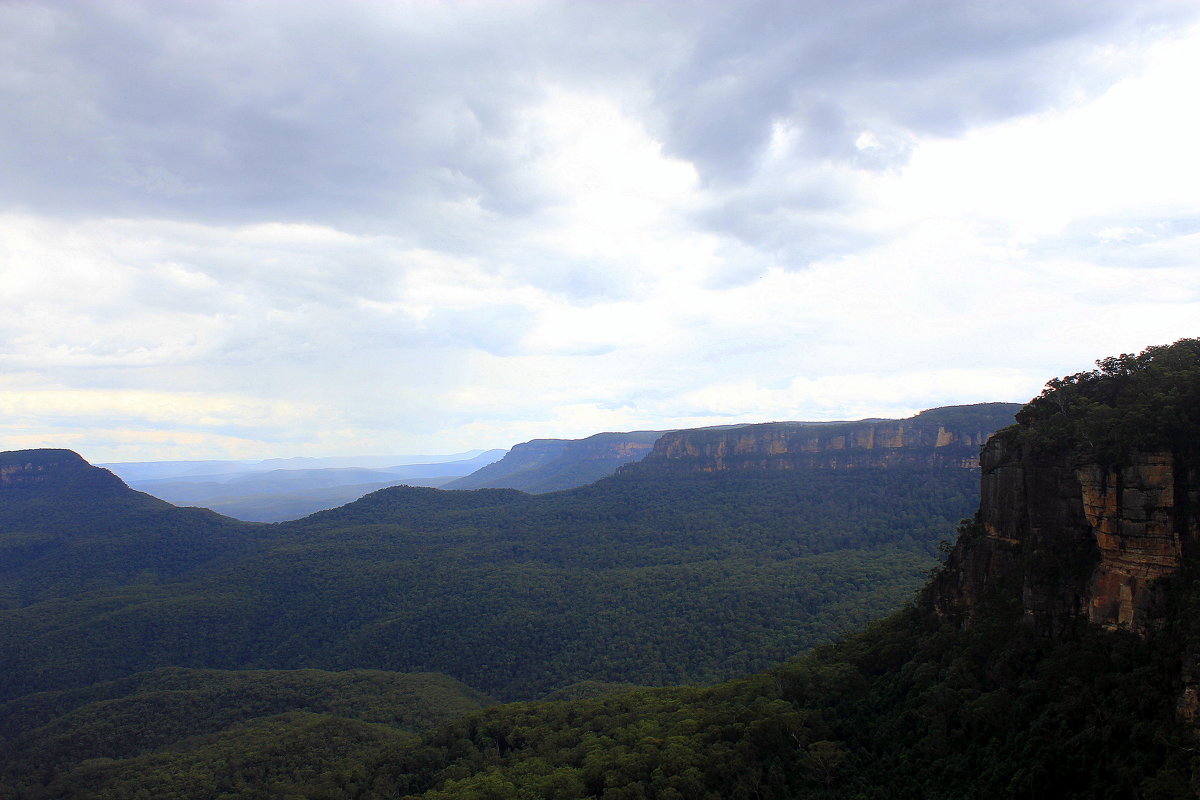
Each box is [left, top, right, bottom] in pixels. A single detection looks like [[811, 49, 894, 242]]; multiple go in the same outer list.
[[0, 2, 557, 231], [655, 0, 1196, 183], [7, 2, 1189, 223], [694, 188, 881, 276], [2, 0, 1196, 288], [627, 0, 1199, 267]]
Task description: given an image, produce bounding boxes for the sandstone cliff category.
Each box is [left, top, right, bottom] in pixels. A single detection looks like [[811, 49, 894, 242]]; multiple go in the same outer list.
[[929, 339, 1200, 642], [932, 431, 1200, 637], [631, 403, 1020, 474]]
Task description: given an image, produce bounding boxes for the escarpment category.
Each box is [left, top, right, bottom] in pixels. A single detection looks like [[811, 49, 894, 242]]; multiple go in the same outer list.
[[932, 339, 1200, 638], [933, 434, 1200, 636], [633, 403, 1020, 474]]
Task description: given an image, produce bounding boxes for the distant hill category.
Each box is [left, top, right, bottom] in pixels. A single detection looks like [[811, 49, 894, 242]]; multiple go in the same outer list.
[[100, 451, 499, 482], [444, 431, 668, 493], [168, 479, 448, 523], [0, 449, 263, 607]]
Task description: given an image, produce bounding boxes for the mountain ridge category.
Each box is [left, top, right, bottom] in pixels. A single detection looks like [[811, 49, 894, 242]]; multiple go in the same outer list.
[[444, 430, 667, 493], [631, 402, 1022, 475], [0, 401, 1003, 703], [447, 403, 1022, 493]]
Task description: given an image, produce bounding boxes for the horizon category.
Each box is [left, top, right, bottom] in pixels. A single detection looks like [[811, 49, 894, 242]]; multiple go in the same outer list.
[[18, 398, 1026, 466], [3, 1, 1198, 462]]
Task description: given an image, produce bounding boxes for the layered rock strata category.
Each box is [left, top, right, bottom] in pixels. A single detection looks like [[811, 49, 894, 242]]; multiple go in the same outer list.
[[635, 404, 1020, 474], [934, 433, 1200, 636]]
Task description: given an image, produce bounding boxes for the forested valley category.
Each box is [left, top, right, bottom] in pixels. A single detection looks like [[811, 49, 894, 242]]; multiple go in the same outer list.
[[8, 367, 1199, 800]]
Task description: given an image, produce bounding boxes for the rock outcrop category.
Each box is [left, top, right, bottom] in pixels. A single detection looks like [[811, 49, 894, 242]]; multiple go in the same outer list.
[[925, 339, 1200, 724], [631, 404, 1021, 474], [933, 430, 1200, 637]]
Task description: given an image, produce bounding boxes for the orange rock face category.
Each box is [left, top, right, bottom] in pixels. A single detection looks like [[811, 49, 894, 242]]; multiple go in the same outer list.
[[1077, 455, 1186, 631], [640, 405, 1019, 475], [935, 434, 1200, 637], [931, 435, 1200, 722]]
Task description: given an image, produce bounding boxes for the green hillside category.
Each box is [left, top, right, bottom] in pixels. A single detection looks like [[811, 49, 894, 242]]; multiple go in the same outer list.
[[11, 578, 1196, 799], [444, 431, 667, 493], [357, 588, 1197, 800], [1, 466, 979, 702], [0, 450, 268, 608]]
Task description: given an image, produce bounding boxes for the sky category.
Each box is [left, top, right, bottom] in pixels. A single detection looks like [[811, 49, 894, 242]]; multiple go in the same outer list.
[[2, 0, 1200, 463]]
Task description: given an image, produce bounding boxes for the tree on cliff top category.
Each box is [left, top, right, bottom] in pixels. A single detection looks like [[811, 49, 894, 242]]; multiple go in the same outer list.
[[1014, 337, 1200, 465]]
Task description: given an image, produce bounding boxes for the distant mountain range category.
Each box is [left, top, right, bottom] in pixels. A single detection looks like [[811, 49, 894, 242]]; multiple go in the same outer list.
[[447, 402, 1022, 492], [104, 404, 1023, 521], [93, 405, 1025, 522], [103, 450, 507, 522], [100, 451, 500, 482]]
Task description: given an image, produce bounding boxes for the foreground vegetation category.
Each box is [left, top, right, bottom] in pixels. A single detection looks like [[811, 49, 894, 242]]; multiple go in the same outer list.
[[8, 577, 1197, 799], [0, 667, 491, 799]]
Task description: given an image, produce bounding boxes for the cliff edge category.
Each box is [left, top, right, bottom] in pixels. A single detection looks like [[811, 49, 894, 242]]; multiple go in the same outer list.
[[630, 403, 1021, 474], [932, 339, 1200, 639]]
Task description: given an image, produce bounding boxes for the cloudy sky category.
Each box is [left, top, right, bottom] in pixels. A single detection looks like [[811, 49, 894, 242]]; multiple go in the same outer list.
[[3, 0, 1199, 462]]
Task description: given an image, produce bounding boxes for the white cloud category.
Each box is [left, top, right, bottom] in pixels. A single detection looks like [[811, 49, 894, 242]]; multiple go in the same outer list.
[[1, 2, 1199, 461], [881, 24, 1200, 238]]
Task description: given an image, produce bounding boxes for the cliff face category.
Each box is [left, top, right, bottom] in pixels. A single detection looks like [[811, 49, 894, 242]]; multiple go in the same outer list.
[[633, 403, 1020, 474], [933, 432, 1200, 636]]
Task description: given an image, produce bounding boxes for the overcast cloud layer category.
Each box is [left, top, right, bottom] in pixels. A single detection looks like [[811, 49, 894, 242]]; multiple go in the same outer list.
[[3, 0, 1199, 461]]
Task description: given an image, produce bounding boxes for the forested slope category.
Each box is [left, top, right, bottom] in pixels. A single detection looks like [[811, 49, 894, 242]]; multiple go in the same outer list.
[[0, 449, 268, 608], [0, 667, 491, 799], [349, 339, 1200, 800], [1, 467, 980, 702]]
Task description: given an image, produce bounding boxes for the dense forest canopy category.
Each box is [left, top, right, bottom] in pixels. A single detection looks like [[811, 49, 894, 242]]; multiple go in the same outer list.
[[1014, 337, 1200, 464], [0, 467, 981, 703]]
